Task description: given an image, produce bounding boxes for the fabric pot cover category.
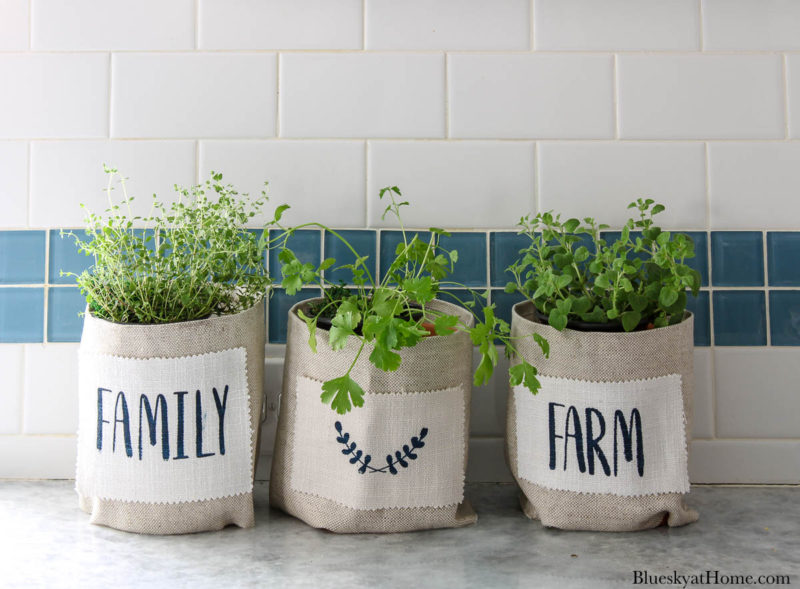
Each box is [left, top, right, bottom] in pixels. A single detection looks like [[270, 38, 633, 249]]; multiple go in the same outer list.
[[270, 298, 476, 533], [507, 301, 698, 531], [76, 301, 265, 534]]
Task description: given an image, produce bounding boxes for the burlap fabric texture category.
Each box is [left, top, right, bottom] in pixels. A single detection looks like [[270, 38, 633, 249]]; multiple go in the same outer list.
[[507, 301, 699, 531], [76, 301, 265, 535], [270, 298, 477, 533]]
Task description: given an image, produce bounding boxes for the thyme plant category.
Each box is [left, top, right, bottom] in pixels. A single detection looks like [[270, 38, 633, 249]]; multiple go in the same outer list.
[[277, 187, 548, 415], [64, 167, 281, 324]]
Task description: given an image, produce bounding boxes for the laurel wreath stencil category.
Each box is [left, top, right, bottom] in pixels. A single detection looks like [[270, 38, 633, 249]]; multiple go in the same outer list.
[[334, 421, 428, 475]]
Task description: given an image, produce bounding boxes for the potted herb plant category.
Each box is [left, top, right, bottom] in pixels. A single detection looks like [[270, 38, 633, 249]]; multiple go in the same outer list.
[[269, 187, 546, 533], [504, 199, 700, 531], [68, 167, 282, 534]]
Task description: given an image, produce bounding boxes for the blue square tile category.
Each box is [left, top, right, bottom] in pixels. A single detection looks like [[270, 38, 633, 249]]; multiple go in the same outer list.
[[489, 232, 529, 287], [767, 232, 800, 286], [324, 230, 377, 286], [0, 288, 44, 342], [47, 287, 86, 342], [683, 231, 709, 287], [491, 289, 526, 326], [711, 231, 764, 287], [379, 230, 431, 282], [712, 290, 766, 346], [0, 231, 46, 284], [769, 291, 800, 346], [437, 232, 487, 287], [269, 229, 321, 283], [685, 290, 710, 347], [49, 230, 93, 285], [268, 288, 320, 344], [437, 288, 486, 317]]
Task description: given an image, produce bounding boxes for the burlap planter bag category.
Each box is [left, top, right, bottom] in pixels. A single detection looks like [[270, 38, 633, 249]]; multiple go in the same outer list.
[[270, 298, 477, 533], [75, 301, 265, 535], [507, 301, 698, 532]]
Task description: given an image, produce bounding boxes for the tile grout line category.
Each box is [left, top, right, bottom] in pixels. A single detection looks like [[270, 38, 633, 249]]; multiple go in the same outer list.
[[275, 53, 281, 138], [194, 0, 200, 50], [444, 52, 450, 138], [613, 54, 620, 139], [763, 230, 772, 346], [42, 230, 50, 344], [106, 53, 113, 139], [361, 0, 366, 50], [698, 0, 705, 52], [529, 0, 535, 51], [706, 219, 717, 439], [25, 141, 32, 228], [19, 344, 26, 433], [782, 53, 790, 139], [533, 142, 540, 213]]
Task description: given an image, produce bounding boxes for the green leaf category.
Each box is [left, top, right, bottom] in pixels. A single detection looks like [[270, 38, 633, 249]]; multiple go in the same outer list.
[[533, 333, 550, 358], [297, 309, 317, 353], [320, 375, 365, 415], [402, 276, 436, 304], [548, 309, 568, 331], [433, 314, 459, 336], [573, 246, 590, 263], [329, 311, 360, 350], [659, 286, 679, 308], [621, 310, 642, 332], [563, 218, 580, 233], [508, 361, 541, 395], [369, 344, 402, 372], [319, 257, 336, 271], [556, 274, 572, 289]]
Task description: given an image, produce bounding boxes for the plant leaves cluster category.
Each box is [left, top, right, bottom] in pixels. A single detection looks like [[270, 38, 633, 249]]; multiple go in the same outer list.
[[64, 166, 284, 324], [506, 199, 702, 332], [276, 187, 548, 414]]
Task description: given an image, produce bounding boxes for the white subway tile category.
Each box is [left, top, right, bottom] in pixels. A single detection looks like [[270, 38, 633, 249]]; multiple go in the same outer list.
[[0, 0, 29, 50], [366, 0, 529, 50], [788, 55, 800, 139], [0, 142, 29, 228], [280, 54, 445, 138], [714, 348, 800, 439], [535, 0, 699, 51], [0, 54, 109, 139], [0, 436, 77, 478], [0, 345, 24, 433], [703, 0, 800, 51], [689, 440, 800, 484], [111, 54, 276, 139], [538, 142, 707, 229], [708, 142, 800, 229], [367, 141, 534, 228], [692, 349, 714, 440], [32, 0, 193, 50], [199, 140, 366, 227], [30, 141, 196, 227], [449, 54, 614, 139], [618, 55, 784, 139], [199, 0, 361, 50], [24, 344, 79, 434]]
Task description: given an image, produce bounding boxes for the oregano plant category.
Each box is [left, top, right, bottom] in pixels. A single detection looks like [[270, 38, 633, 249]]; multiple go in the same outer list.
[[506, 199, 702, 332], [63, 166, 285, 324], [274, 186, 549, 414]]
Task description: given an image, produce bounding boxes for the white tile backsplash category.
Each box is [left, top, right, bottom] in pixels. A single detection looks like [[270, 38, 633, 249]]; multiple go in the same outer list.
[[702, 0, 800, 51], [280, 54, 445, 138], [788, 55, 800, 139], [538, 142, 707, 229], [0, 0, 29, 50], [30, 141, 196, 227], [31, 0, 194, 51], [366, 0, 529, 50], [0, 436, 77, 479], [448, 54, 614, 139], [23, 344, 79, 434], [199, 140, 366, 227], [535, 0, 700, 51], [692, 349, 714, 440], [0, 142, 29, 227], [708, 142, 800, 230], [0, 345, 24, 433], [111, 53, 277, 139], [618, 55, 784, 139], [0, 54, 109, 139], [689, 440, 800, 484], [199, 0, 362, 50], [367, 141, 534, 228]]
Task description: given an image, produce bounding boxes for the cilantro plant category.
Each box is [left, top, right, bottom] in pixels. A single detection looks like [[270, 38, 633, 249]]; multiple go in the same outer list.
[[64, 166, 283, 324], [275, 187, 548, 415], [506, 199, 701, 332]]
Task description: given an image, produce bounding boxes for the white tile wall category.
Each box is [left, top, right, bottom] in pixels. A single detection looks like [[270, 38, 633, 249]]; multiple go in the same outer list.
[[23, 344, 79, 434], [618, 55, 784, 139], [0, 345, 24, 433], [702, 0, 800, 51], [535, 0, 700, 51], [708, 142, 800, 229], [538, 142, 707, 229], [1, 1, 799, 483], [30, 141, 196, 227], [199, 140, 366, 227], [366, 0, 530, 50], [367, 141, 535, 228], [198, 0, 362, 50], [0, 141, 29, 227], [280, 53, 445, 138], [31, 0, 194, 51], [111, 54, 277, 139], [449, 54, 614, 139], [0, 54, 109, 139]]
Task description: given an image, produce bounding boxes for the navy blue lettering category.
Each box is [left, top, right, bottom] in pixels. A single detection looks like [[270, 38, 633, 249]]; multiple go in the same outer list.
[[173, 391, 189, 460], [195, 390, 214, 458], [138, 394, 169, 460], [112, 391, 132, 458], [212, 386, 229, 456]]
